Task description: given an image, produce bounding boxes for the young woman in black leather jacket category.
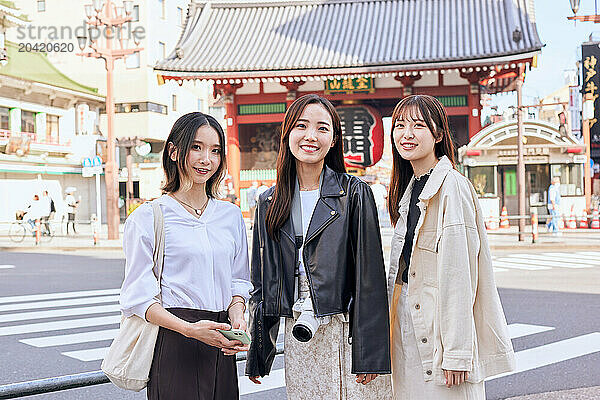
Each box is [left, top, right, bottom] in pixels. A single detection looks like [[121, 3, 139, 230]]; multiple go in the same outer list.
[[245, 94, 392, 399]]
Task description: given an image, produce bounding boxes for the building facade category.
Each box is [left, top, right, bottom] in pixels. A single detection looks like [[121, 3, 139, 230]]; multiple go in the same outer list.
[[10, 0, 219, 201], [0, 41, 105, 223], [155, 0, 542, 213], [459, 120, 586, 220]]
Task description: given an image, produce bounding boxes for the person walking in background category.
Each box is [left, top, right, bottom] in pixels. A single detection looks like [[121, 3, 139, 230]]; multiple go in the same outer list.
[[386, 95, 515, 399], [245, 181, 258, 222], [65, 188, 79, 235], [120, 112, 251, 399], [371, 178, 389, 227], [41, 190, 54, 235], [246, 94, 392, 399], [547, 177, 561, 234], [255, 181, 269, 199]]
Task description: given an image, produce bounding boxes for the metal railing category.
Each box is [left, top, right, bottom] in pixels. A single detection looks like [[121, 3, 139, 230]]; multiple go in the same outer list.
[[0, 345, 284, 399]]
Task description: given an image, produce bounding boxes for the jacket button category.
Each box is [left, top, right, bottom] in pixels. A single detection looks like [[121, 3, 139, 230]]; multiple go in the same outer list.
[[421, 338, 428, 343], [414, 304, 420, 310], [267, 196, 272, 201], [330, 211, 335, 215], [410, 271, 416, 277], [426, 370, 432, 375], [339, 190, 344, 195]]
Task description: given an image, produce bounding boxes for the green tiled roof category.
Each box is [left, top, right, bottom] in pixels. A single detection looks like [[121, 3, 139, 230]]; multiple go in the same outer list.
[[0, 1, 30, 22], [1, 42, 102, 98]]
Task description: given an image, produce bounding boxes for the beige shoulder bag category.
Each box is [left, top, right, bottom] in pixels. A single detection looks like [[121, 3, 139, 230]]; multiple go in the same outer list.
[[101, 200, 165, 391]]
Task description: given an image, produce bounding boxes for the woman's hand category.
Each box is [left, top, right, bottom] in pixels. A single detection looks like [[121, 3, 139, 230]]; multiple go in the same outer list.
[[185, 320, 246, 355], [443, 369, 468, 388], [355, 374, 378, 385]]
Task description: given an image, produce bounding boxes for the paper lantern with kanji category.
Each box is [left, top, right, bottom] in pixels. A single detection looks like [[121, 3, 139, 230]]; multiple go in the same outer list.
[[337, 105, 384, 168]]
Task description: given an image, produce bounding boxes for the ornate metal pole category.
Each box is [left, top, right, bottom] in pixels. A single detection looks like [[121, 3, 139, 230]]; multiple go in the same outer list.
[[77, 0, 142, 239]]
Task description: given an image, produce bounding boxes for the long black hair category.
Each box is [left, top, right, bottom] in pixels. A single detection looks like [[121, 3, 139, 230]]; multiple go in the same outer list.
[[161, 112, 226, 198], [266, 94, 346, 239]]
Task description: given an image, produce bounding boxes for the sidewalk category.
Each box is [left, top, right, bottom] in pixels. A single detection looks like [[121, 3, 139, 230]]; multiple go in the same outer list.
[[1, 220, 600, 252], [506, 386, 600, 400], [0, 222, 123, 251]]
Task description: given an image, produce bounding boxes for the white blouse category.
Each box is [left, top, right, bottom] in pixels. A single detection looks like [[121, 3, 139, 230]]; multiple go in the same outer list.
[[120, 195, 252, 319]]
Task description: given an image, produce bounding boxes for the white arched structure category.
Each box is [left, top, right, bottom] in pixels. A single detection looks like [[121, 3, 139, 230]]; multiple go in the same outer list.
[[459, 119, 586, 222], [464, 120, 580, 151]]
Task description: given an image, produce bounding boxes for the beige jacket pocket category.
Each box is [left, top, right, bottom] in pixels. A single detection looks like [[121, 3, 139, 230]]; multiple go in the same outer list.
[[415, 229, 439, 285]]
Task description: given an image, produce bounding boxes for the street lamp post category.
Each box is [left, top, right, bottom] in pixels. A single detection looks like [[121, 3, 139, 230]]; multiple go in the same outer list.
[[516, 68, 526, 241], [76, 0, 142, 240]]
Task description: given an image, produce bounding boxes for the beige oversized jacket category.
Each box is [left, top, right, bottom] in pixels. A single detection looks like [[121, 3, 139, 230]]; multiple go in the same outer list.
[[387, 156, 516, 385]]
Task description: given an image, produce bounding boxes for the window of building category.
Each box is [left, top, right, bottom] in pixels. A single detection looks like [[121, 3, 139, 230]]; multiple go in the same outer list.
[[125, 51, 140, 69], [159, 0, 165, 19], [46, 115, 59, 143], [177, 6, 184, 25], [37, 0, 45, 12], [0, 107, 9, 131], [131, 5, 140, 22], [466, 166, 497, 197], [158, 41, 166, 60], [551, 164, 584, 196], [172, 95, 177, 112], [21, 111, 36, 133], [110, 102, 168, 114]]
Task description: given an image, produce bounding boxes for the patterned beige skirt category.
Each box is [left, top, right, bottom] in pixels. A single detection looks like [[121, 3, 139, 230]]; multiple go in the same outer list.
[[284, 277, 392, 400]]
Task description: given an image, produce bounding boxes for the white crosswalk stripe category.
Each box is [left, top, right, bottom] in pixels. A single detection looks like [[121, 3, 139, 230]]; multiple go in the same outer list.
[[493, 251, 600, 272], [0, 295, 120, 313]]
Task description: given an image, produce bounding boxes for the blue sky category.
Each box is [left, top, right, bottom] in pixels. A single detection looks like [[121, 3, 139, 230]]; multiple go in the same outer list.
[[490, 0, 598, 110]]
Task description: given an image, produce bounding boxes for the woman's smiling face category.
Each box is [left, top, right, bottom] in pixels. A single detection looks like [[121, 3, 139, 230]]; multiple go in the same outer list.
[[170, 125, 222, 186], [288, 103, 335, 166], [392, 108, 439, 164]]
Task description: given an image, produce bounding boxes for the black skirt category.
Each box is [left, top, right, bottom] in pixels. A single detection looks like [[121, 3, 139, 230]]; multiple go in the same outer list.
[[147, 308, 239, 400]]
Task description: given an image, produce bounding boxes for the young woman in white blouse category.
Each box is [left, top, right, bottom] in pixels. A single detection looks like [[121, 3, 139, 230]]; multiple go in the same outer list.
[[120, 112, 252, 400]]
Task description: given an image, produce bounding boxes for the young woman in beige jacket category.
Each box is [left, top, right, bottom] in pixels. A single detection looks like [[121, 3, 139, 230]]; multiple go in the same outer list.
[[386, 95, 516, 399]]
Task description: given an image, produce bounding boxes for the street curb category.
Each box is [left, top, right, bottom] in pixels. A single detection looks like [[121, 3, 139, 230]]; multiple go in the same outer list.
[[504, 386, 600, 400], [490, 244, 600, 251], [0, 246, 123, 252]]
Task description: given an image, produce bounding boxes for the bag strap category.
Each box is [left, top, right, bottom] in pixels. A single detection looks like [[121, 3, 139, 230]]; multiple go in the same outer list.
[[150, 200, 165, 303]]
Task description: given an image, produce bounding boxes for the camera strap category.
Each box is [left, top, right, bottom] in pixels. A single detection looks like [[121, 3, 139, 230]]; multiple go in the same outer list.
[[290, 171, 323, 301]]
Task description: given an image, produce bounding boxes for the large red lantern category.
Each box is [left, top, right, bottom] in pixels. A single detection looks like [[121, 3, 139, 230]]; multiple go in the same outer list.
[[337, 105, 384, 168]]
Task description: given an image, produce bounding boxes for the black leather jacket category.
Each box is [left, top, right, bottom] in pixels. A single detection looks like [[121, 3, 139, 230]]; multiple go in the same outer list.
[[245, 166, 391, 377]]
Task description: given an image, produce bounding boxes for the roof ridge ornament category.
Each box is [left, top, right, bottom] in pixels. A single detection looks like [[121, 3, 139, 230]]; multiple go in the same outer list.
[[175, 47, 184, 59]]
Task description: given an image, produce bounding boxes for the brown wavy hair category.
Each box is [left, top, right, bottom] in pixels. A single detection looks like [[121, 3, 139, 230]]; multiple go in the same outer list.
[[266, 94, 346, 239], [388, 95, 456, 226], [161, 112, 226, 198]]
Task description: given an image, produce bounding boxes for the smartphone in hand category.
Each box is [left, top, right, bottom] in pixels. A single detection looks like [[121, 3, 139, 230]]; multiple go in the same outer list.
[[217, 328, 251, 345]]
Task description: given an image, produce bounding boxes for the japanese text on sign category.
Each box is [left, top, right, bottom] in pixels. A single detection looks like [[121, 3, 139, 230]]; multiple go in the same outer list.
[[582, 43, 600, 146], [325, 77, 375, 94]]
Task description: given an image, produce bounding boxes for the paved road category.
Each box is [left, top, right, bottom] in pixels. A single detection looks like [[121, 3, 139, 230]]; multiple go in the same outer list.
[[0, 250, 598, 399]]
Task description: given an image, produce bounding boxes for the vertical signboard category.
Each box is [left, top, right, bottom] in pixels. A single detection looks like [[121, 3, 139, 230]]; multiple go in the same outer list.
[[582, 42, 600, 160]]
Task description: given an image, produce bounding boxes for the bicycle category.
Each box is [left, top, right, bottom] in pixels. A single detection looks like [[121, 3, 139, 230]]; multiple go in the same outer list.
[[9, 220, 53, 243]]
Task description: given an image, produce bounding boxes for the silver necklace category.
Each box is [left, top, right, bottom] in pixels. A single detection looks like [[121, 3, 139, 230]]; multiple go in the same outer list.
[[172, 195, 209, 216]]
